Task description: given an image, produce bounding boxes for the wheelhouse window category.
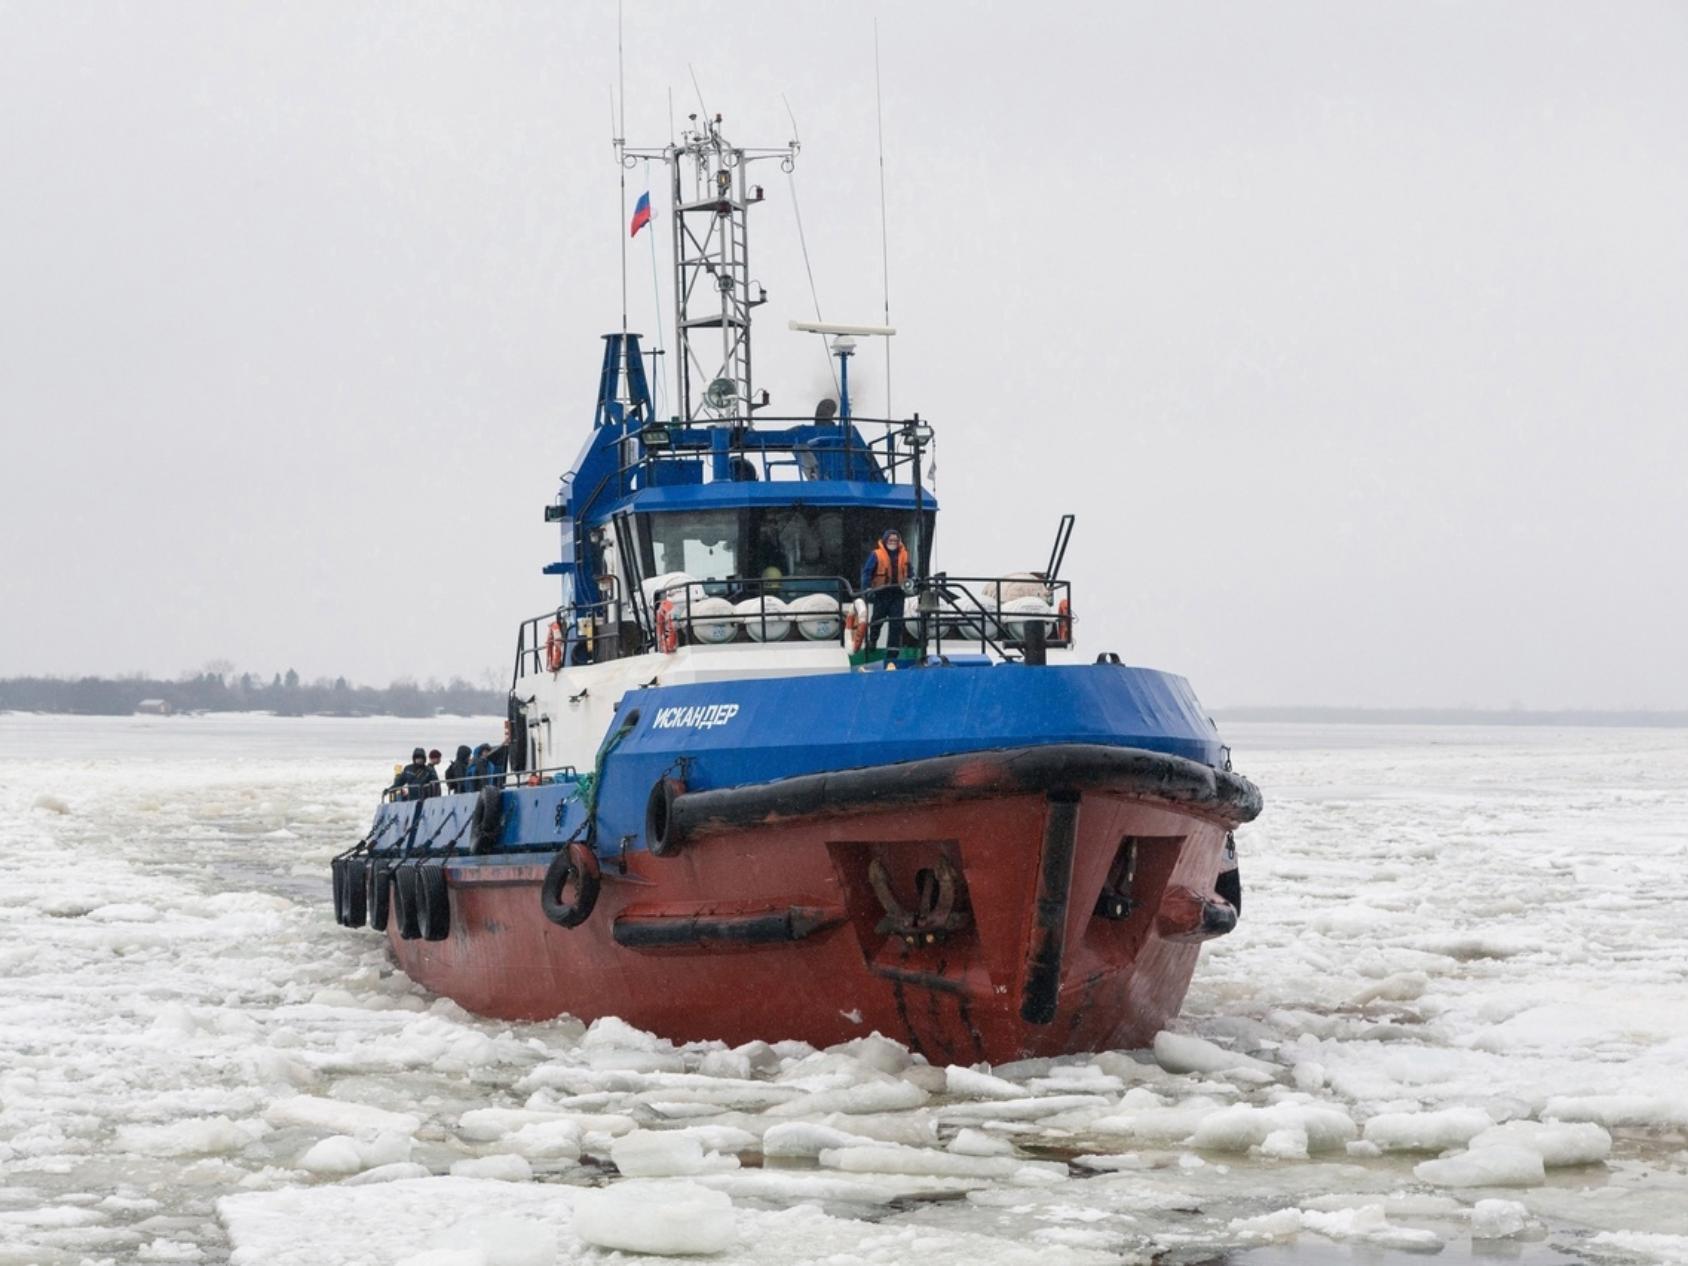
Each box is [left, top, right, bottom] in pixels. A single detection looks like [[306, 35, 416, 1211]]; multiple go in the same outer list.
[[645, 510, 740, 581], [637, 507, 933, 591]]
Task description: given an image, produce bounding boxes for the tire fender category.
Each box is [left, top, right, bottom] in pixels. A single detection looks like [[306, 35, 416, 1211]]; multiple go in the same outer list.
[[645, 777, 686, 857], [539, 842, 601, 929]]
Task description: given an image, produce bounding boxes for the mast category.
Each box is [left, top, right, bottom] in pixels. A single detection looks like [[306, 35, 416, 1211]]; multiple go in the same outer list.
[[626, 118, 797, 423]]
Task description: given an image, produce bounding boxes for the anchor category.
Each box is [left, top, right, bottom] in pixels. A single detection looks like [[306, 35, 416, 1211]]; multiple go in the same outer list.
[[868, 855, 971, 947]]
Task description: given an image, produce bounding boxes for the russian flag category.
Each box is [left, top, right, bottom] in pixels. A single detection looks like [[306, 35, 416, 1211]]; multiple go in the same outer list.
[[629, 191, 652, 238]]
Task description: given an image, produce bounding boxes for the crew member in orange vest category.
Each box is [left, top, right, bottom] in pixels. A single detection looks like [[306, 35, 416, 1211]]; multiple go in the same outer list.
[[858, 528, 911, 653]]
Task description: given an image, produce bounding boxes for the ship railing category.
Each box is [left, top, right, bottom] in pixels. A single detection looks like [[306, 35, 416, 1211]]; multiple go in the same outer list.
[[383, 763, 582, 804], [510, 571, 1073, 673], [620, 415, 935, 488], [512, 591, 647, 683], [858, 574, 1075, 663], [644, 575, 856, 649]]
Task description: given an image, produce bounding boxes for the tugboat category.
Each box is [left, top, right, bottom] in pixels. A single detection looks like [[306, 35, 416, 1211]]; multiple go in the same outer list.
[[332, 117, 1261, 1063]]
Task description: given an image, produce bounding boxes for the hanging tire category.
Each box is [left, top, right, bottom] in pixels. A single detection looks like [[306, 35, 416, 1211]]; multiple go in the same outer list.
[[331, 856, 348, 925], [539, 842, 600, 928], [416, 862, 452, 942], [471, 786, 504, 855], [1216, 863, 1242, 917], [367, 858, 392, 932], [344, 858, 368, 928], [393, 862, 422, 940], [645, 778, 686, 858]]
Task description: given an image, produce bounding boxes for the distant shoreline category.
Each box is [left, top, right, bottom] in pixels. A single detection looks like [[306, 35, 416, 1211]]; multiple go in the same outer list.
[[1212, 706, 1688, 728]]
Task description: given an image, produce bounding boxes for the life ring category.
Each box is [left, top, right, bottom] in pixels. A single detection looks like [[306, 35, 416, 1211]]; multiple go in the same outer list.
[[539, 842, 601, 928], [416, 862, 451, 941], [1055, 598, 1072, 644], [655, 597, 679, 654], [544, 620, 565, 673], [645, 777, 686, 857], [846, 599, 868, 652], [470, 785, 504, 854]]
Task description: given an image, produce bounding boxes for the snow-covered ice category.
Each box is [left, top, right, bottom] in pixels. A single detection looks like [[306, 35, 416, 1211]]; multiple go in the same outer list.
[[2, 714, 1687, 1264]]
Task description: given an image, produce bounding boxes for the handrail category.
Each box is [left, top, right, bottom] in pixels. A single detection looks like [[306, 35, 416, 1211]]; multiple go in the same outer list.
[[382, 761, 583, 804], [619, 415, 935, 489], [510, 571, 1073, 674]]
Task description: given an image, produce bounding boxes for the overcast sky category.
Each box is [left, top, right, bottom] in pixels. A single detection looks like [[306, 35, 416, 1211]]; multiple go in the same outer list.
[[2, 1, 1684, 708]]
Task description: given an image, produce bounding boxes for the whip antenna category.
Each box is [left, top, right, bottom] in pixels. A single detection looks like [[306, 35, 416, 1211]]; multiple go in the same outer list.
[[874, 19, 893, 419], [783, 94, 839, 399], [614, 2, 628, 342]]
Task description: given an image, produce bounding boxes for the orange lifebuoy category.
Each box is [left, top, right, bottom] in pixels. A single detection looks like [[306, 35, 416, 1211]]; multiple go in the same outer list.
[[655, 598, 678, 654], [544, 621, 565, 673], [846, 601, 867, 652], [1056, 598, 1072, 644]]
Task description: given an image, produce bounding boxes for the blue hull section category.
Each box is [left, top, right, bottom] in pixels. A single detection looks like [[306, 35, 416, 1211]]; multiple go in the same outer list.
[[372, 662, 1225, 862]]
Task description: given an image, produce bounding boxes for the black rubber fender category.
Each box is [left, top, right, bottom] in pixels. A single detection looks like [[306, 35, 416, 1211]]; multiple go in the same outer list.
[[367, 858, 392, 932], [416, 862, 451, 942], [645, 778, 686, 858], [471, 786, 504, 855], [330, 856, 348, 925], [343, 858, 368, 928], [1216, 863, 1242, 917], [539, 842, 601, 929], [392, 861, 422, 940]]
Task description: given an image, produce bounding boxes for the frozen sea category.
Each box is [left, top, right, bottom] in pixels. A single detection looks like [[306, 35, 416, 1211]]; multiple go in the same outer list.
[[2, 714, 1686, 1266]]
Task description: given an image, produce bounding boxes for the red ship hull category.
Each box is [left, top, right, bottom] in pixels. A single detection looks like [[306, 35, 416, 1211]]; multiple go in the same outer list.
[[383, 750, 1249, 1063]]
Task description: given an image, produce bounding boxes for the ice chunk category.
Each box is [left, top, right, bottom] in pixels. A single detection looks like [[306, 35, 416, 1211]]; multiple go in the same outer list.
[[1301, 1205, 1443, 1250], [503, 1120, 582, 1162], [945, 1065, 1026, 1099], [948, 1128, 1018, 1156], [938, 1093, 1110, 1123], [442, 1215, 558, 1266], [763, 1079, 928, 1116], [572, 1180, 735, 1256], [1189, 1103, 1358, 1153], [761, 1122, 879, 1158], [341, 1162, 432, 1186], [457, 1108, 565, 1143], [1470, 1199, 1531, 1238], [116, 1116, 266, 1157], [825, 1033, 913, 1074], [298, 1136, 364, 1175], [1362, 1106, 1492, 1151], [820, 1144, 1057, 1179], [611, 1130, 739, 1177], [1469, 1120, 1610, 1167], [263, 1095, 421, 1137], [448, 1154, 532, 1182], [1152, 1032, 1277, 1079], [1543, 1094, 1681, 1128], [1229, 1207, 1305, 1241], [1413, 1144, 1545, 1188]]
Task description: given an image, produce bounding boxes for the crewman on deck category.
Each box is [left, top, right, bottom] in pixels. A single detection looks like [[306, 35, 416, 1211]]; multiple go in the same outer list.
[[390, 747, 440, 799], [859, 528, 910, 653], [465, 740, 510, 790], [444, 744, 472, 792]]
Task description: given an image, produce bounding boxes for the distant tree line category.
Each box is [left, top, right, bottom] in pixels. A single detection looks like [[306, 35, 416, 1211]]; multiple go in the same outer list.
[[0, 669, 504, 718]]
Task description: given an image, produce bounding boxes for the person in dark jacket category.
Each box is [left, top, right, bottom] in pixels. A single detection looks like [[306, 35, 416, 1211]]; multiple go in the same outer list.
[[389, 747, 439, 800], [858, 528, 911, 653], [465, 742, 510, 791], [444, 744, 472, 792]]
